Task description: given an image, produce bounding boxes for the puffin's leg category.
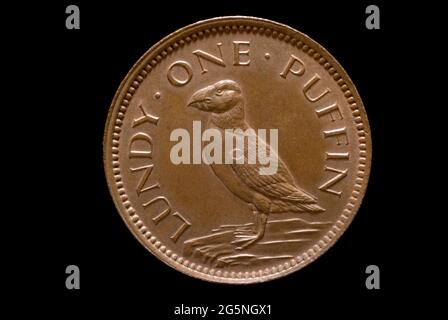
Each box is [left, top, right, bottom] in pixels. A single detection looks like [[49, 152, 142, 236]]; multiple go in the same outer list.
[[255, 212, 268, 238]]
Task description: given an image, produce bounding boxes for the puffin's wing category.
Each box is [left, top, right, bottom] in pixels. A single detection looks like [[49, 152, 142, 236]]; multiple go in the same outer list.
[[229, 130, 317, 204]]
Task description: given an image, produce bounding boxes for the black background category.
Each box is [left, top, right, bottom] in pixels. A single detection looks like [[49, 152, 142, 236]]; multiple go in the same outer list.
[[10, 0, 432, 317]]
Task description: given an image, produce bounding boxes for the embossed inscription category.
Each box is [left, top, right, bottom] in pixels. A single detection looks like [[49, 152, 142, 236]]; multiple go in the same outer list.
[[279, 54, 349, 197], [129, 104, 192, 243], [167, 41, 251, 87], [233, 41, 250, 66], [167, 61, 193, 87], [318, 166, 348, 197], [193, 42, 225, 74]]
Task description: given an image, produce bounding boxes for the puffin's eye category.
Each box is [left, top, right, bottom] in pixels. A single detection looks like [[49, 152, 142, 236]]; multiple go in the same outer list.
[[215, 89, 223, 95]]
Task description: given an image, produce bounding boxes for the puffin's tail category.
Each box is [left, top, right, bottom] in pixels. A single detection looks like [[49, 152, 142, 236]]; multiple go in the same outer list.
[[271, 200, 325, 213], [296, 202, 326, 213]]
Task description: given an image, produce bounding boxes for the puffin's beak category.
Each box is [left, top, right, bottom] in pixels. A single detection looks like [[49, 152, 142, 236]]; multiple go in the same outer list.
[[187, 86, 210, 108]]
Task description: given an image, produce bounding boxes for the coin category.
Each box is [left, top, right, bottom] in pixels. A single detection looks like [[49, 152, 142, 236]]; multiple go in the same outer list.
[[104, 16, 371, 284]]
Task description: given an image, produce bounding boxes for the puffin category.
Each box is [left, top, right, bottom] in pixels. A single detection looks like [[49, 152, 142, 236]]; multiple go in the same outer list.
[[187, 80, 325, 249]]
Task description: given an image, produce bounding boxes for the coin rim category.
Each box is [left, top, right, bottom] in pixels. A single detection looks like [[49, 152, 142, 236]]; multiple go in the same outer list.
[[103, 16, 372, 284]]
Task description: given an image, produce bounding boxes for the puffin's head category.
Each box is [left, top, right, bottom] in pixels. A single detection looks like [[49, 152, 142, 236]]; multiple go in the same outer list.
[[187, 80, 242, 113]]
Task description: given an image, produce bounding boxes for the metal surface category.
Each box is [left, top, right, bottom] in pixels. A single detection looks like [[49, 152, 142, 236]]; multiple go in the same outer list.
[[104, 16, 371, 284]]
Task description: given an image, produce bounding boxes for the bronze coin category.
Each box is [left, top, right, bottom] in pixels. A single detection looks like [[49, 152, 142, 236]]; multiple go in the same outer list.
[[104, 16, 371, 283]]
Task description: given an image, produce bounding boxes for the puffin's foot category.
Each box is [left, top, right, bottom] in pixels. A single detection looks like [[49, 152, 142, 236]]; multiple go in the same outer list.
[[232, 232, 263, 250], [234, 224, 256, 235]]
